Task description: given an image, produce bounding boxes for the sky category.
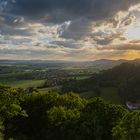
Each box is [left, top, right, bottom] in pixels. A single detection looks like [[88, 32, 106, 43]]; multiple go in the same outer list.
[[0, 0, 140, 61]]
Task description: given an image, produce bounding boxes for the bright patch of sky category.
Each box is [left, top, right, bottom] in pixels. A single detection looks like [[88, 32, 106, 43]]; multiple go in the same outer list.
[[124, 4, 140, 40], [125, 18, 140, 40]]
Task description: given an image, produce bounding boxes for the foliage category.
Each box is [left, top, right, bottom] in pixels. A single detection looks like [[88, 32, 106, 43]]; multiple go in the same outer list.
[[112, 111, 140, 140], [0, 85, 139, 140]]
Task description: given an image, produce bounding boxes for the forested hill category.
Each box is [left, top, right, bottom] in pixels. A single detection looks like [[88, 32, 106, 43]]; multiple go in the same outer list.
[[92, 63, 140, 87], [62, 63, 140, 103]]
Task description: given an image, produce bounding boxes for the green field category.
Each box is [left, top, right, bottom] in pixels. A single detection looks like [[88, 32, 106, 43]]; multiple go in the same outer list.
[[0, 79, 45, 88], [38, 87, 50, 93], [75, 75, 91, 80], [100, 87, 121, 104], [80, 91, 97, 98], [80, 87, 121, 104]]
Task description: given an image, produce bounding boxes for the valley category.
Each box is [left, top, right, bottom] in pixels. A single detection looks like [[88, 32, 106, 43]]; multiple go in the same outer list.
[[0, 59, 140, 105]]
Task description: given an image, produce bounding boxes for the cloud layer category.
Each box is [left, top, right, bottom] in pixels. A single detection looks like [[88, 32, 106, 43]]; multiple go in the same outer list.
[[10, 0, 139, 21], [0, 0, 140, 60]]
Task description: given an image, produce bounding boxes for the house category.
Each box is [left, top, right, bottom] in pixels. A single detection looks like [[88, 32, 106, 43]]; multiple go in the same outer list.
[[126, 102, 140, 110]]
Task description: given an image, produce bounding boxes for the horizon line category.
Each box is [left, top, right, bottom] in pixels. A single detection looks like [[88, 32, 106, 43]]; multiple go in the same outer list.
[[0, 58, 139, 62]]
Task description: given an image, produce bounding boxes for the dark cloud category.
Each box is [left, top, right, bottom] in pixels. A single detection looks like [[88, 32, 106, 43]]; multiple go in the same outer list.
[[1, 27, 27, 36], [92, 32, 126, 45], [0, 24, 32, 36], [0, 14, 33, 36], [51, 40, 82, 49], [58, 18, 92, 39], [9, 0, 140, 23]]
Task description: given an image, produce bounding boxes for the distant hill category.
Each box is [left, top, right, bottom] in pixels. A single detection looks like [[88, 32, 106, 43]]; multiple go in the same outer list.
[[129, 58, 140, 65], [0, 59, 140, 74], [0, 59, 128, 71], [88, 59, 127, 70]]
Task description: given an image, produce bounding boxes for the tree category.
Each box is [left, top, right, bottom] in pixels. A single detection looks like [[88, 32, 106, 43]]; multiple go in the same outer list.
[[112, 111, 140, 140], [0, 86, 27, 140]]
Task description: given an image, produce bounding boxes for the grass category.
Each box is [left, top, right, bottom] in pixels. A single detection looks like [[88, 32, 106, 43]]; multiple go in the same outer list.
[[38, 86, 62, 93], [80, 91, 97, 99], [80, 87, 121, 104], [76, 76, 91, 80], [38, 88, 50, 93], [61, 67, 83, 70], [0, 79, 45, 88], [100, 87, 121, 104]]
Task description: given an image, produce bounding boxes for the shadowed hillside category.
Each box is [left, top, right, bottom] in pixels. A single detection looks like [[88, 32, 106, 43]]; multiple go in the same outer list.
[[62, 62, 140, 104]]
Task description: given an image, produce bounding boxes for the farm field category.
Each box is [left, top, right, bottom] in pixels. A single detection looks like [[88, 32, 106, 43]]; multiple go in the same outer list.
[[100, 87, 121, 104], [0, 79, 45, 88]]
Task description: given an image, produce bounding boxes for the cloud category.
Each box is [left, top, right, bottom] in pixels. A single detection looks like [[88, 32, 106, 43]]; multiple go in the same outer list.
[[0, 0, 140, 61], [9, 0, 139, 23], [58, 18, 93, 40], [97, 40, 140, 50]]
